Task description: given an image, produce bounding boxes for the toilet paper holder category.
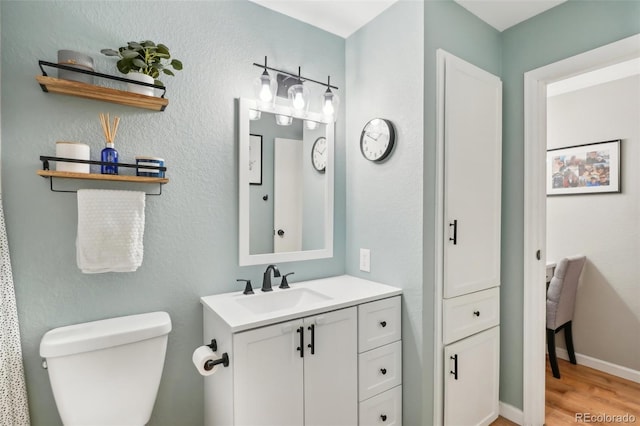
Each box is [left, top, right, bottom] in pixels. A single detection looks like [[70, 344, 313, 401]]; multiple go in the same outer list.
[[205, 339, 229, 370]]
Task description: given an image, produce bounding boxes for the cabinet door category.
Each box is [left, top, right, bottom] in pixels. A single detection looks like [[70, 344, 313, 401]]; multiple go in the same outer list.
[[443, 54, 502, 299], [304, 307, 358, 426], [444, 326, 499, 426], [233, 319, 304, 426]]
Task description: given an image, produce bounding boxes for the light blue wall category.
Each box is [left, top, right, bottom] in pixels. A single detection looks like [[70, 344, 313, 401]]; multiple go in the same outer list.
[[422, 0, 502, 421], [500, 0, 640, 409], [0, 1, 345, 424], [345, 1, 424, 424]]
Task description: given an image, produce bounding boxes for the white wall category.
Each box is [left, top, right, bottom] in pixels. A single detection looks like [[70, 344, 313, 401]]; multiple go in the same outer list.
[[546, 74, 640, 371]]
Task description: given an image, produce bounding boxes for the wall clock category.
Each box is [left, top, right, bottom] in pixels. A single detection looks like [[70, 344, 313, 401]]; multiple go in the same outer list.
[[360, 118, 395, 162], [311, 136, 327, 172]]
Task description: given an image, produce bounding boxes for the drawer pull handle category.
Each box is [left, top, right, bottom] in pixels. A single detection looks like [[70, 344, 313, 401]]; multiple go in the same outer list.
[[380, 321, 387, 328], [307, 324, 315, 355], [473, 311, 480, 317], [296, 327, 304, 358], [381, 414, 388, 422], [450, 354, 458, 380], [380, 368, 387, 375]]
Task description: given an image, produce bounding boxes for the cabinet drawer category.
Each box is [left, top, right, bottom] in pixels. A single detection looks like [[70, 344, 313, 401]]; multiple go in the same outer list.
[[443, 287, 499, 344], [359, 385, 402, 426], [359, 296, 401, 353], [359, 340, 402, 401]]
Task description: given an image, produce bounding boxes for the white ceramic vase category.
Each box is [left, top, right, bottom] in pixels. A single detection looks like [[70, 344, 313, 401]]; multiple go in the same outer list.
[[126, 72, 155, 96]]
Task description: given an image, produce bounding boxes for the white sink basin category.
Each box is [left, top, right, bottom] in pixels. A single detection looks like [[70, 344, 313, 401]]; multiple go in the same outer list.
[[201, 275, 403, 332], [235, 288, 332, 315]]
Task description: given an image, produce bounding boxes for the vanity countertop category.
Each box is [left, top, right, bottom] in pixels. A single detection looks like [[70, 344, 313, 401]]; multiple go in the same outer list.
[[201, 274, 402, 332]]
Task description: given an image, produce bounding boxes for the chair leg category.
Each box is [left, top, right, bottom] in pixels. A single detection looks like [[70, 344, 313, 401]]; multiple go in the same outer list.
[[564, 321, 577, 365], [547, 328, 561, 379]]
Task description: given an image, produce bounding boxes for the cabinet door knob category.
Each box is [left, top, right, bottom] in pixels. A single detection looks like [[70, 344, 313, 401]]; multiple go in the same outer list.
[[473, 310, 480, 317], [380, 368, 387, 375], [380, 321, 387, 328], [380, 414, 388, 422]]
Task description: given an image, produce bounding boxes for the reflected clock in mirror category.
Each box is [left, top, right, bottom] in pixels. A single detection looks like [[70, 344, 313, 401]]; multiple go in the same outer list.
[[238, 98, 335, 266]]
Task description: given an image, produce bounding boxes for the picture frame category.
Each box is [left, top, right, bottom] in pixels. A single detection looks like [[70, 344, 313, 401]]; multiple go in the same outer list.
[[547, 139, 621, 196], [249, 134, 262, 185]]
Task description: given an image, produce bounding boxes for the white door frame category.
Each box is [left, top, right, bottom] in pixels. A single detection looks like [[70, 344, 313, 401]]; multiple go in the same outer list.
[[522, 33, 640, 426]]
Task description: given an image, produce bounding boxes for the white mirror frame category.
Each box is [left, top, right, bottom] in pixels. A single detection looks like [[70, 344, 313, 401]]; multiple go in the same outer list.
[[238, 97, 334, 266]]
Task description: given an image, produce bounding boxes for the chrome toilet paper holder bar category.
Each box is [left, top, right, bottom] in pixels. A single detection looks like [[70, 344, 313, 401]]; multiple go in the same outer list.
[[205, 339, 229, 370]]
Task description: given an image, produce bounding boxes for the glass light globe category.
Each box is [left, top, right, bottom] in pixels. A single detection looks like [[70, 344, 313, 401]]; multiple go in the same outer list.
[[275, 114, 293, 126], [253, 70, 277, 107], [288, 83, 309, 114], [322, 88, 340, 119]]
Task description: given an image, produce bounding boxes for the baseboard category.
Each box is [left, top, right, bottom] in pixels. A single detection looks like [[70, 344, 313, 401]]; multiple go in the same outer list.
[[499, 401, 524, 425], [555, 347, 640, 383]]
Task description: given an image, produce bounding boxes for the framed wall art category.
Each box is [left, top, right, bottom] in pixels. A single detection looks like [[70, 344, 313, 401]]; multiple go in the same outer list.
[[547, 139, 621, 196]]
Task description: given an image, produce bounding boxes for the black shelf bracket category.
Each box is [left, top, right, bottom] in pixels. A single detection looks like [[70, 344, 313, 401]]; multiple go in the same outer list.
[[38, 60, 168, 99], [39, 156, 167, 196]]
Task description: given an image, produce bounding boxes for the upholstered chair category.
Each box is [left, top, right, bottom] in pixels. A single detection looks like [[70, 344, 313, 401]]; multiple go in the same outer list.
[[546, 255, 587, 379]]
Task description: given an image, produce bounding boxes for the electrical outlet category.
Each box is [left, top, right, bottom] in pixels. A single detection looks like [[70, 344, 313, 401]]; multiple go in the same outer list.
[[360, 248, 370, 272]]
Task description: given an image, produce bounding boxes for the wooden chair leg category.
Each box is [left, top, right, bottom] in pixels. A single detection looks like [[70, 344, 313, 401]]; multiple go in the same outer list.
[[547, 328, 560, 378], [564, 321, 577, 364]]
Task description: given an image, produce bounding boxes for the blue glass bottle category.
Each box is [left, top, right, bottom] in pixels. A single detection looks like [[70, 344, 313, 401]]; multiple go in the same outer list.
[[101, 142, 118, 175]]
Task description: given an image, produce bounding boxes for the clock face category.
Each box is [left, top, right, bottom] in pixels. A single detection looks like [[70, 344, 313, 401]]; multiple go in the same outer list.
[[311, 137, 327, 172], [360, 118, 395, 162]]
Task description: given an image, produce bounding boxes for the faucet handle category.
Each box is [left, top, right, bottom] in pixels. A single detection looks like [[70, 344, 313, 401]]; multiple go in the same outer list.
[[237, 279, 254, 295], [279, 272, 295, 289]]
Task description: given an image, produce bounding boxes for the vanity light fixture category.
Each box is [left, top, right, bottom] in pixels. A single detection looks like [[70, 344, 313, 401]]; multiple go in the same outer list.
[[252, 57, 339, 119], [275, 114, 293, 126], [249, 109, 261, 120], [253, 56, 277, 107], [287, 67, 310, 114], [305, 120, 319, 130], [322, 76, 339, 120]]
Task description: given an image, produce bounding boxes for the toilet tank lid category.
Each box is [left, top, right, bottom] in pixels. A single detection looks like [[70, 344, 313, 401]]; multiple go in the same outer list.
[[40, 311, 172, 358]]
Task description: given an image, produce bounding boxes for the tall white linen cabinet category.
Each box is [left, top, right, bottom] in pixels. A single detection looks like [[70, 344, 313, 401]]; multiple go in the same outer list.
[[437, 50, 502, 426]]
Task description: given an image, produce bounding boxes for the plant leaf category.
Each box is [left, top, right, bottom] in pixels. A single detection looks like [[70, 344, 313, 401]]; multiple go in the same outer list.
[[128, 41, 143, 50], [101, 48, 120, 56], [157, 44, 170, 55], [120, 50, 139, 59], [154, 79, 164, 87], [171, 59, 183, 70], [132, 58, 147, 69], [163, 69, 175, 76]]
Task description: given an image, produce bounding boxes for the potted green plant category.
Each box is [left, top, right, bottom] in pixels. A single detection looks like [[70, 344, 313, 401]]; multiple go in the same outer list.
[[101, 40, 183, 95]]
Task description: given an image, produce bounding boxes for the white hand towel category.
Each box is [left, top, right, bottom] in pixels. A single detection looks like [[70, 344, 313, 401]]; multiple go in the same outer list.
[[76, 189, 146, 273]]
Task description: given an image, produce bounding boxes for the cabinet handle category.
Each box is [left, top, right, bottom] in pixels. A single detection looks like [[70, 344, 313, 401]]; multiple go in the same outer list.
[[296, 327, 304, 358], [449, 220, 458, 245], [380, 368, 387, 375], [307, 324, 315, 355], [380, 414, 387, 422], [450, 354, 458, 380], [473, 310, 480, 317], [380, 321, 387, 328]]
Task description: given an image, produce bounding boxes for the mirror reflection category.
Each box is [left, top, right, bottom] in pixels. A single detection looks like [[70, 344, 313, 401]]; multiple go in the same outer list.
[[238, 98, 334, 266], [249, 113, 327, 255]]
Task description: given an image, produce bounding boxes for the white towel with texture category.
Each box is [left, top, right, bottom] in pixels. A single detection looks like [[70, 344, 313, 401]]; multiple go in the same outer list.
[[76, 189, 145, 273]]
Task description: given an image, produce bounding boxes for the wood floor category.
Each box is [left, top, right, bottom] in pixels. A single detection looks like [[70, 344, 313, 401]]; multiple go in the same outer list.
[[491, 357, 640, 425]]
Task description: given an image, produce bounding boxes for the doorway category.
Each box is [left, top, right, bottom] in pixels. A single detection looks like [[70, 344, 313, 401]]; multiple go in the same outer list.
[[522, 34, 640, 425]]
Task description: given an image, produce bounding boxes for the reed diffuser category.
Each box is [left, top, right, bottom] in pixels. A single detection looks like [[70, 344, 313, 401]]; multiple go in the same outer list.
[[99, 113, 120, 175]]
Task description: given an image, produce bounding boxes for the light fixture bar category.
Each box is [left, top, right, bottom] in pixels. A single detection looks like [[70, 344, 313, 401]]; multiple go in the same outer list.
[[253, 57, 339, 90]]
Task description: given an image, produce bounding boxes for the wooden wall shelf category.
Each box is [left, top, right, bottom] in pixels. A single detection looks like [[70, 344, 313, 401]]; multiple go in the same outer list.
[[36, 75, 169, 111], [37, 169, 169, 184]]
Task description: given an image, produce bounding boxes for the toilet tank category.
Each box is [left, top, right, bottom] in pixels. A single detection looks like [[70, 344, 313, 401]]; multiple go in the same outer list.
[[40, 311, 172, 426]]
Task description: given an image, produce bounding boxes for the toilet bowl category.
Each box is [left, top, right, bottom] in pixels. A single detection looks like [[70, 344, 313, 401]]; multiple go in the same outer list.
[[40, 311, 172, 426]]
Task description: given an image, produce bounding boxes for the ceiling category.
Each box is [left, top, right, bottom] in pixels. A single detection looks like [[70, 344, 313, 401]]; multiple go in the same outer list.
[[248, 0, 568, 37]]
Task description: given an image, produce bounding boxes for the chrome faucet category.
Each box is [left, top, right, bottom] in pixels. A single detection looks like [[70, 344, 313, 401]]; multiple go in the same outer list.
[[262, 264, 281, 292]]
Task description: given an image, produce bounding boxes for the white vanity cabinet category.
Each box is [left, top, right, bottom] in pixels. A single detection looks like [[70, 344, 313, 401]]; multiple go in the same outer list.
[[438, 50, 502, 426], [200, 275, 403, 426], [233, 307, 357, 426]]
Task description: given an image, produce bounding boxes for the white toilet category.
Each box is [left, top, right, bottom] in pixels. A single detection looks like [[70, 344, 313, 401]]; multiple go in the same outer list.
[[39, 311, 172, 426]]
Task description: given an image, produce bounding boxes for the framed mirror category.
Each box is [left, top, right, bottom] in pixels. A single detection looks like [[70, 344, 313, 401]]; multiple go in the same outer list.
[[238, 98, 334, 266]]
